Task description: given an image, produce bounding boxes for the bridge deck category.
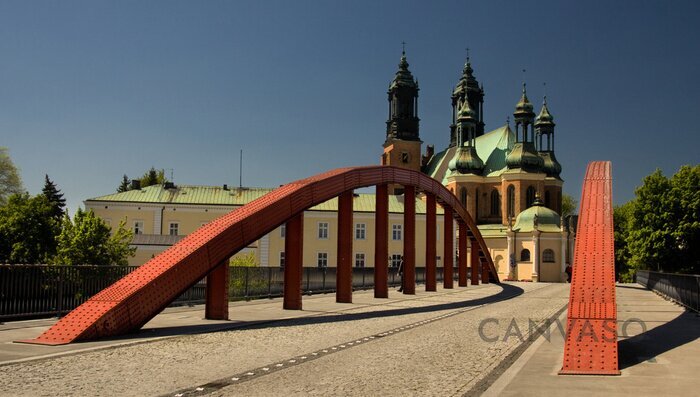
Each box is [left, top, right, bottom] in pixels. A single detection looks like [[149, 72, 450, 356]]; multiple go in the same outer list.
[[0, 283, 566, 396]]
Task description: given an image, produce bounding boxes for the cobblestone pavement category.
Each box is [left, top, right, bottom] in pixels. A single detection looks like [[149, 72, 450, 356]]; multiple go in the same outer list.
[[0, 282, 568, 397]]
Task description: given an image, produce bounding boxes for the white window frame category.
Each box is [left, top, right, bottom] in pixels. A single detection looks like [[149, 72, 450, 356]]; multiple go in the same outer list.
[[317, 252, 328, 268], [318, 222, 329, 240], [392, 224, 402, 241], [390, 254, 402, 268], [355, 223, 366, 240], [133, 220, 144, 235], [280, 225, 286, 238], [169, 222, 179, 236], [355, 252, 365, 267], [436, 256, 441, 267], [279, 251, 285, 267]]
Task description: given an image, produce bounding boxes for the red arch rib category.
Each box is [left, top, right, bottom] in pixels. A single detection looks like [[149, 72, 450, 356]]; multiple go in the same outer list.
[[560, 161, 619, 375], [26, 166, 498, 345]]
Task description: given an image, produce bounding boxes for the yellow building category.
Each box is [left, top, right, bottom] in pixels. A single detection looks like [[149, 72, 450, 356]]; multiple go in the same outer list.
[[85, 187, 449, 271], [86, 51, 575, 282]]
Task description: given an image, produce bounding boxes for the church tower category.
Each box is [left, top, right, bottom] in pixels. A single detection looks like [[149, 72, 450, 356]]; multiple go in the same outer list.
[[535, 96, 563, 213], [506, 84, 543, 173], [381, 49, 422, 194], [449, 56, 485, 147]]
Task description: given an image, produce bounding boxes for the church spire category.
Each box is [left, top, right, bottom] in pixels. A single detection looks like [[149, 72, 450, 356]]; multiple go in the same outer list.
[[385, 47, 420, 143], [449, 51, 485, 147], [506, 83, 543, 172], [448, 99, 484, 175], [535, 95, 561, 178]]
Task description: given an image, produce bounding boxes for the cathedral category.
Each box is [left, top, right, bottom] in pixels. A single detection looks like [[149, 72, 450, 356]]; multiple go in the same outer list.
[[87, 49, 574, 282], [380, 50, 572, 281]]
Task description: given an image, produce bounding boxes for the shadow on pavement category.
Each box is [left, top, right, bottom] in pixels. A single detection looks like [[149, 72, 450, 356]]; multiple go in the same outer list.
[[618, 310, 700, 369], [80, 283, 525, 344]]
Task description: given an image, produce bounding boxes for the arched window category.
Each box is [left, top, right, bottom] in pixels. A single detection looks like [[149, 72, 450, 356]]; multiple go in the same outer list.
[[507, 185, 515, 218], [543, 249, 555, 263], [460, 187, 467, 207], [521, 249, 531, 262], [526, 186, 536, 207], [545, 191, 551, 209], [490, 190, 500, 216]]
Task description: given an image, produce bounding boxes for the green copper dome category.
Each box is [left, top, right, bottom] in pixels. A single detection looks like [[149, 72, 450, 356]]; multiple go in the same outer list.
[[539, 152, 562, 177], [535, 97, 555, 128], [448, 145, 484, 175], [512, 197, 561, 232], [514, 84, 535, 118], [506, 142, 544, 172]]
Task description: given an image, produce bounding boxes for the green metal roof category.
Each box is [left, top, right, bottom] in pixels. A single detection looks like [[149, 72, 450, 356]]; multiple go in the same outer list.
[[512, 200, 561, 233], [88, 185, 275, 206], [424, 125, 515, 182], [87, 186, 442, 215]]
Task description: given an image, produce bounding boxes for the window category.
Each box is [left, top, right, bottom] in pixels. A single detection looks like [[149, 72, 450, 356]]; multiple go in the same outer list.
[[133, 221, 144, 235], [279, 252, 285, 267], [355, 253, 365, 267], [355, 223, 366, 240], [390, 254, 402, 267], [545, 191, 551, 209], [460, 188, 467, 207], [521, 249, 531, 262], [392, 224, 402, 241], [543, 249, 555, 263], [280, 225, 286, 238], [526, 186, 536, 207], [317, 252, 328, 268], [436, 256, 441, 267], [490, 190, 500, 216], [475, 188, 480, 219], [169, 222, 179, 236], [401, 152, 409, 163], [507, 185, 515, 218], [318, 222, 329, 239]]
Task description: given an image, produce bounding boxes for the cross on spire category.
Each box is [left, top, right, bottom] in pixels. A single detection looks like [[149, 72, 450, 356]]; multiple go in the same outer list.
[[466, 47, 470, 62], [401, 41, 406, 55]]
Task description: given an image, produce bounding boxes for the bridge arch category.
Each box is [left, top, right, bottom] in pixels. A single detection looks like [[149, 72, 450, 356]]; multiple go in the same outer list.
[[28, 166, 498, 345]]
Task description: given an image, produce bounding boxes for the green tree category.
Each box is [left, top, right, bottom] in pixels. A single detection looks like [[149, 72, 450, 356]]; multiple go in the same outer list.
[[0, 147, 24, 205], [561, 194, 577, 218], [625, 165, 700, 274], [117, 174, 130, 193], [0, 194, 59, 263], [614, 202, 634, 281], [54, 209, 136, 266], [139, 167, 167, 188], [42, 174, 66, 221]]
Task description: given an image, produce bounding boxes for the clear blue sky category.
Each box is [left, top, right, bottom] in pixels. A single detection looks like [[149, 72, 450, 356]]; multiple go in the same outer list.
[[1, 0, 698, 214]]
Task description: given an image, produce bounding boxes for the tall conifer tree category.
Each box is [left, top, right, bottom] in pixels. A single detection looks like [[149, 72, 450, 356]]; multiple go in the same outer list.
[[42, 174, 66, 220]]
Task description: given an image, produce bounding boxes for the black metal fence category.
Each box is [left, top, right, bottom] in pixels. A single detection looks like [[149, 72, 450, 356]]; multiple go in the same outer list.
[[1, 265, 457, 321], [637, 270, 700, 313]]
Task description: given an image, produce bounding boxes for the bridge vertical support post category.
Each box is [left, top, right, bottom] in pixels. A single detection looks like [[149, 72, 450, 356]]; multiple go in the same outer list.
[[425, 193, 437, 292], [470, 238, 480, 286], [443, 208, 453, 289], [374, 184, 389, 298], [458, 222, 468, 287], [403, 185, 416, 294], [284, 212, 304, 310], [205, 260, 229, 320], [337, 190, 354, 303], [481, 258, 491, 284]]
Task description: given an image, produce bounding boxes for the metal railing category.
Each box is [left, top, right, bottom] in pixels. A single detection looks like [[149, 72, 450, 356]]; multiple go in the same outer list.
[[637, 270, 700, 313], [1, 265, 458, 321]]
